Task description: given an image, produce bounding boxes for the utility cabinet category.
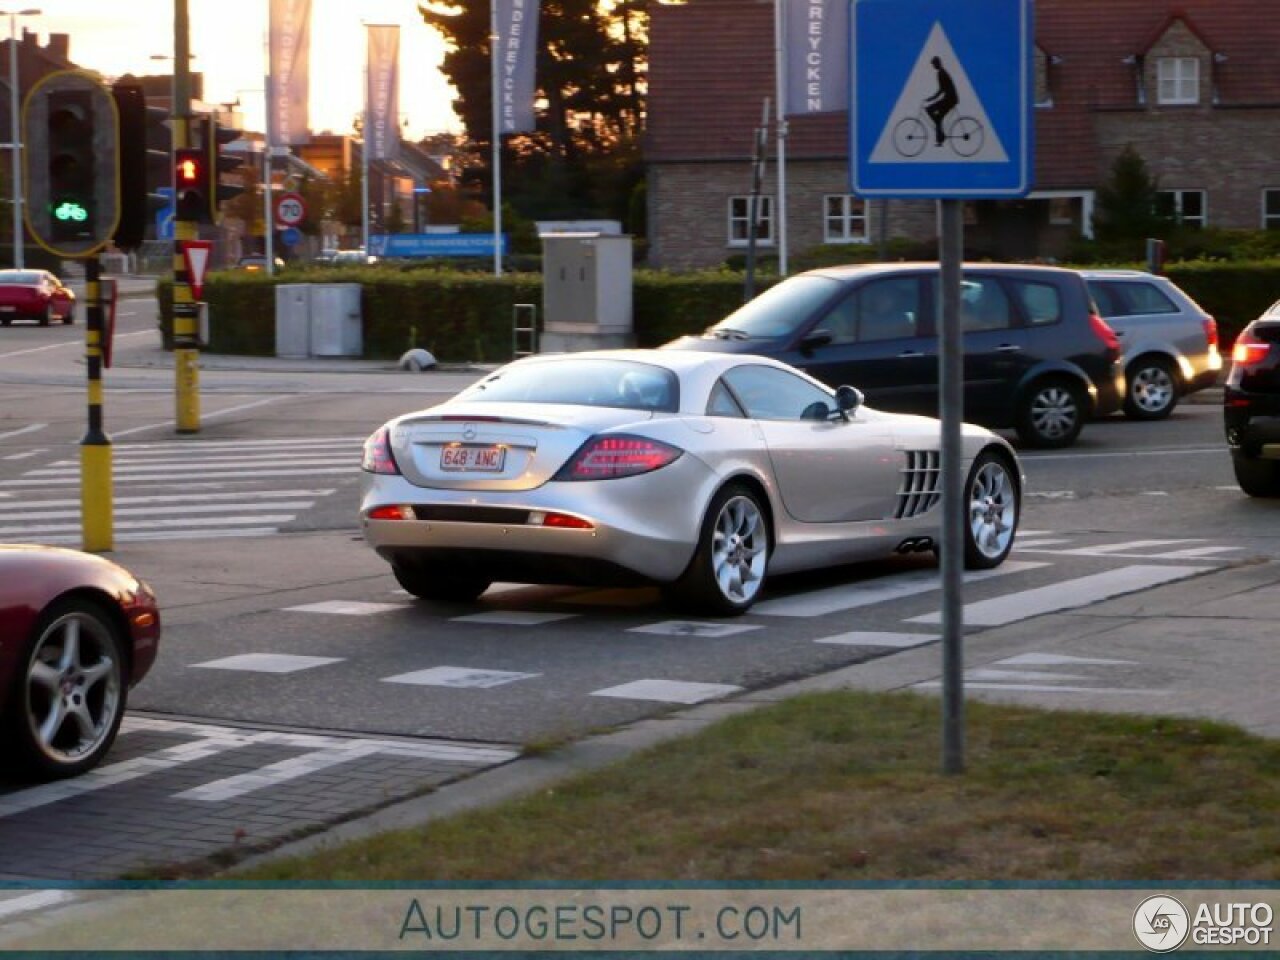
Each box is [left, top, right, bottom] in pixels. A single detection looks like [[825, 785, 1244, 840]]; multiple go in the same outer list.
[[274, 283, 363, 358], [540, 233, 633, 352]]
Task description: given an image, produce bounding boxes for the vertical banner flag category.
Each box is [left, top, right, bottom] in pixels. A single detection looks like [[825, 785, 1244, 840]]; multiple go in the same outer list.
[[268, 0, 312, 144], [366, 24, 401, 161], [494, 0, 539, 133], [782, 0, 849, 115]]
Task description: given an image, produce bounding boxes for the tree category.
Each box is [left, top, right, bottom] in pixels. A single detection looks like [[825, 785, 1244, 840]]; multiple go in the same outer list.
[[1093, 145, 1171, 243], [417, 1, 647, 227]]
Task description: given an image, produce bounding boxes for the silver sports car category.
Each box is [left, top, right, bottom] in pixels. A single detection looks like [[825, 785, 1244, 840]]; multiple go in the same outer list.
[[360, 350, 1021, 615]]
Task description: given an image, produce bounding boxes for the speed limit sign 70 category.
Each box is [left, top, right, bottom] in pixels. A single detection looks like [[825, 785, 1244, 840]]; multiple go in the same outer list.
[[275, 192, 306, 228]]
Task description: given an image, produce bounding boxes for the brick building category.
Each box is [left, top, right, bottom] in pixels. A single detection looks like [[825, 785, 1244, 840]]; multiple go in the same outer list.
[[645, 0, 1280, 269]]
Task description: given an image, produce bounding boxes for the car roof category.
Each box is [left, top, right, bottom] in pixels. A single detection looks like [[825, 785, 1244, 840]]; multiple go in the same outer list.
[[1077, 269, 1160, 280], [800, 261, 1080, 281]]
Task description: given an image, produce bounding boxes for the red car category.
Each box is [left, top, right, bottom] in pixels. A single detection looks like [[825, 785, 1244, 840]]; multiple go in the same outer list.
[[0, 269, 76, 325], [0, 545, 160, 779]]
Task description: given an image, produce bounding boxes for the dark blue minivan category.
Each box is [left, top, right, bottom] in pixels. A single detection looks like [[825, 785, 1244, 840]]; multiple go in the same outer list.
[[664, 263, 1125, 448]]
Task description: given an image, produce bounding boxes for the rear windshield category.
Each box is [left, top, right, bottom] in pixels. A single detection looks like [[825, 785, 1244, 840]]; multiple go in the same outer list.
[[707, 275, 841, 339], [457, 359, 679, 412], [0, 271, 43, 284]]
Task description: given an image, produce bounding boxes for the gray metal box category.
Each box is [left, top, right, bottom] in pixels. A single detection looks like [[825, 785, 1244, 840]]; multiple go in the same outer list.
[[542, 234, 632, 332], [274, 284, 311, 358], [309, 284, 363, 357]]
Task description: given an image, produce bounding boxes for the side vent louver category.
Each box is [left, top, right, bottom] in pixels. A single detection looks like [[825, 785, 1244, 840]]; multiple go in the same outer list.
[[895, 450, 941, 519]]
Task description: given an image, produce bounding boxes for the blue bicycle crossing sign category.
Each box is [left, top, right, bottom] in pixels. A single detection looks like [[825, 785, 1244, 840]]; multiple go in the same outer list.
[[851, 0, 1034, 198]]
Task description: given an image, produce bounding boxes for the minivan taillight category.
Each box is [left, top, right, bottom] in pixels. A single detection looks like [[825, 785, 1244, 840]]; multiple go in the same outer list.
[[554, 435, 682, 481], [361, 426, 401, 475], [1232, 330, 1272, 367], [1089, 313, 1121, 352]]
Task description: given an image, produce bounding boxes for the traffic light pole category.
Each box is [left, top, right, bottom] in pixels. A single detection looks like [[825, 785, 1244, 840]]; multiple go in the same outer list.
[[81, 256, 112, 551], [172, 0, 200, 433]]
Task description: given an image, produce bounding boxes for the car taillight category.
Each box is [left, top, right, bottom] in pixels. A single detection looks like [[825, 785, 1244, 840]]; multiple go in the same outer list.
[[1203, 316, 1219, 349], [1232, 330, 1272, 367], [554, 434, 682, 481], [361, 426, 401, 475], [367, 504, 413, 520], [1089, 312, 1121, 352]]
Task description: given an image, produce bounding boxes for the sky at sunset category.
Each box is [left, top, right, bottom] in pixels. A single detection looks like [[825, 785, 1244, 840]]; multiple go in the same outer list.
[[28, 0, 460, 138]]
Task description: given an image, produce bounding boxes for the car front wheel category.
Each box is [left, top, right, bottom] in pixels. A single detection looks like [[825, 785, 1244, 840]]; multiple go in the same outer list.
[[665, 483, 769, 616], [964, 452, 1020, 568], [1124, 357, 1178, 420], [39, 304, 53, 326], [392, 563, 491, 603], [5, 598, 128, 779], [1232, 453, 1280, 498], [1015, 379, 1085, 448]]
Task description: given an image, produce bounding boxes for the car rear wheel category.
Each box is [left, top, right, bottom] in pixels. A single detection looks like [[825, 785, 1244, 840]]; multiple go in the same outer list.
[[1232, 453, 1280, 498], [61, 306, 74, 325], [4, 597, 127, 779], [964, 452, 1019, 568], [665, 483, 769, 616], [392, 563, 491, 603], [1015, 379, 1085, 448], [1124, 356, 1178, 420]]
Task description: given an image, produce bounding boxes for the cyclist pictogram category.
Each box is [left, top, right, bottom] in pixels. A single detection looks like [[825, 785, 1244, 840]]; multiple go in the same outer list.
[[892, 106, 985, 158]]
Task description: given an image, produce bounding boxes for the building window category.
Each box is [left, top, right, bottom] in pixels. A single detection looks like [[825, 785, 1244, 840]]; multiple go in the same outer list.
[[728, 195, 774, 247], [1156, 189, 1206, 228], [1264, 190, 1280, 230], [1157, 57, 1199, 104], [823, 195, 868, 243]]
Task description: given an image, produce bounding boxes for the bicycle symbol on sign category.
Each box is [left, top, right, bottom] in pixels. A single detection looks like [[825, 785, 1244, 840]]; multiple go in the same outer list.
[[892, 108, 985, 158]]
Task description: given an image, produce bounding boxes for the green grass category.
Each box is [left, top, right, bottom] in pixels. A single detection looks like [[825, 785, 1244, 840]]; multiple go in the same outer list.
[[237, 691, 1280, 882]]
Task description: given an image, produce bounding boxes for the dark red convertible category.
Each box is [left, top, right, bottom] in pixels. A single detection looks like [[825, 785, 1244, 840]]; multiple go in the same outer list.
[[0, 545, 160, 779], [0, 269, 76, 325]]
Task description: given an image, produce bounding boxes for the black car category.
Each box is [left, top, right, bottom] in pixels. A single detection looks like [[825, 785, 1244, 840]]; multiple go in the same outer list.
[[664, 263, 1125, 448], [1224, 300, 1280, 497]]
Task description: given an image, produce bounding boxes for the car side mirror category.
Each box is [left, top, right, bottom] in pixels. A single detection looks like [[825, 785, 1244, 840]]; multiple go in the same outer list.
[[835, 385, 863, 417], [799, 329, 833, 352]]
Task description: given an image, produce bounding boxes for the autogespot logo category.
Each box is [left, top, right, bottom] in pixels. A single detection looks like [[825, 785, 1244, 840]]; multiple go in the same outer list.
[[1134, 895, 1191, 952]]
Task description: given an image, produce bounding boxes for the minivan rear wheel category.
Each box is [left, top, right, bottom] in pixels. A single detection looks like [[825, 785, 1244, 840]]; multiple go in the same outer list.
[[1015, 379, 1085, 448], [1232, 453, 1280, 498]]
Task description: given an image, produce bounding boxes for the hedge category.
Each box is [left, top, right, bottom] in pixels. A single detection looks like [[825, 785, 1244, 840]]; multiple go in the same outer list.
[[155, 259, 1280, 361]]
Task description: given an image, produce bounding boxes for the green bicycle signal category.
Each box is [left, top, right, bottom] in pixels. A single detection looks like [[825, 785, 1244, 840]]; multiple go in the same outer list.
[[53, 200, 89, 223]]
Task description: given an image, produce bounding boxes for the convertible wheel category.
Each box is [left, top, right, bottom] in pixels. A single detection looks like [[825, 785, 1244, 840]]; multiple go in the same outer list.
[[61, 307, 74, 326], [1124, 357, 1177, 420], [1232, 453, 1280, 498], [666, 483, 769, 616], [392, 563, 491, 602], [5, 598, 127, 779], [1015, 379, 1085, 449], [964, 452, 1020, 569], [39, 305, 52, 327]]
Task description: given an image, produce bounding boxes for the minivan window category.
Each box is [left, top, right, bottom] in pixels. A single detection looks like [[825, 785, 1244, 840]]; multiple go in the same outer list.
[[958, 278, 1013, 332], [1090, 280, 1177, 317], [1010, 279, 1063, 327], [708, 276, 841, 340], [855, 277, 922, 341]]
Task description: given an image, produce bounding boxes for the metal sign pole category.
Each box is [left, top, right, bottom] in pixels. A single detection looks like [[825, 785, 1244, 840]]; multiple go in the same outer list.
[[938, 198, 965, 774]]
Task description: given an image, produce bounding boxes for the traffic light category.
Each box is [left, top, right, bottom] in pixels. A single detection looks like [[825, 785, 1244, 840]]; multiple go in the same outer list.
[[174, 147, 209, 223], [209, 116, 247, 218], [111, 81, 147, 249], [47, 89, 97, 243]]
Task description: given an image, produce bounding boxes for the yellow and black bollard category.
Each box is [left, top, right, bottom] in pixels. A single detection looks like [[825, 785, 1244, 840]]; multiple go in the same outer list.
[[173, 224, 201, 433], [81, 257, 113, 552]]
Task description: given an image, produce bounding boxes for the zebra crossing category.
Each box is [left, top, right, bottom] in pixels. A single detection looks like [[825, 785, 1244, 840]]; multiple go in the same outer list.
[[0, 435, 365, 544]]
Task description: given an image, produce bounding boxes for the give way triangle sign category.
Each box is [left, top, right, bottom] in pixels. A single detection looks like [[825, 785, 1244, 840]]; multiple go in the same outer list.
[[182, 240, 214, 301]]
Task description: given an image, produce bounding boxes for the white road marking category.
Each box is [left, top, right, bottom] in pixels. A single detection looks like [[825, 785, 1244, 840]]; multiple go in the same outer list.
[[1013, 538, 1072, 548], [908, 563, 1214, 627], [627, 621, 761, 638], [112, 397, 284, 438], [382, 666, 541, 688], [996, 653, 1137, 666], [191, 654, 345, 673], [967, 668, 1090, 683], [0, 890, 79, 920], [0, 514, 295, 536], [1054, 539, 1201, 555], [752, 560, 1048, 617], [7, 490, 334, 509], [173, 746, 383, 803], [814, 630, 936, 648], [0, 502, 316, 522], [113, 436, 366, 451], [451, 611, 578, 625], [0, 467, 354, 486], [285, 600, 404, 616], [0, 422, 47, 441], [1145, 545, 1241, 560], [32, 527, 280, 544], [1019, 445, 1223, 460], [591, 678, 743, 704], [1, 449, 41, 460], [915, 681, 1167, 695]]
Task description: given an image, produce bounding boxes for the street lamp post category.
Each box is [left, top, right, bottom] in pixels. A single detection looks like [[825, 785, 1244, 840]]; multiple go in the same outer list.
[[5, 7, 39, 269]]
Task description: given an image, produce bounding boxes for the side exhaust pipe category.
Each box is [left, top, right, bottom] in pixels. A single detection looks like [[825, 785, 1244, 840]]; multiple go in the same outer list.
[[895, 537, 937, 554]]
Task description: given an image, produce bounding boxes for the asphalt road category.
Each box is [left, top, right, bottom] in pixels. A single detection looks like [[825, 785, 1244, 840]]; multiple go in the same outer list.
[[0, 295, 1272, 880]]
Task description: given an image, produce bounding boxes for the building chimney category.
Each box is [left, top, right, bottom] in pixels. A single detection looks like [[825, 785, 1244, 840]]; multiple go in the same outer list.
[[47, 33, 69, 63]]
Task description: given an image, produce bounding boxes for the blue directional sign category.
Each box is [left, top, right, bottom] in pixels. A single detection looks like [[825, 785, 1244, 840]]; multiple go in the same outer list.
[[368, 233, 508, 259], [851, 0, 1033, 198]]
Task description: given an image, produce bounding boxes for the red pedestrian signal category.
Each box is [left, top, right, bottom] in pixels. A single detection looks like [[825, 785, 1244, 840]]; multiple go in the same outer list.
[[174, 148, 209, 222]]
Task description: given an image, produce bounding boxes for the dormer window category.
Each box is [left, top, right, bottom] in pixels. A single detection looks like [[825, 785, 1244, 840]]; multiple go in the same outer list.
[[1157, 57, 1199, 104]]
